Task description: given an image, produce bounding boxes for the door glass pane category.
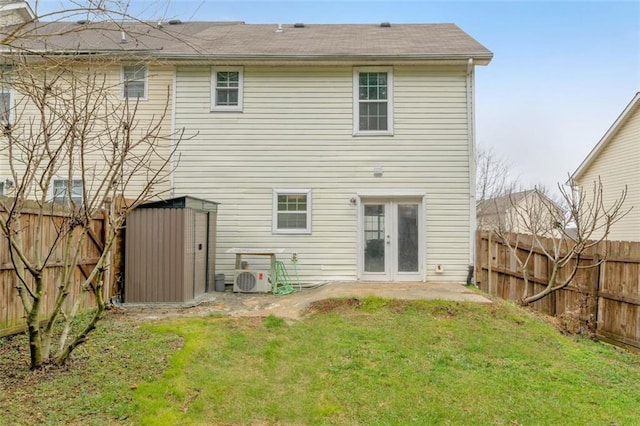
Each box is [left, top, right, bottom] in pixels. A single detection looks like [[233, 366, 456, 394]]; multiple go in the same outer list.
[[364, 204, 385, 273], [397, 204, 419, 272]]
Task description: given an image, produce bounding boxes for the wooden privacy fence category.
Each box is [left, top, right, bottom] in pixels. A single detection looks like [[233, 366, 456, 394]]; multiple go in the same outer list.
[[476, 231, 640, 351], [0, 203, 121, 337]]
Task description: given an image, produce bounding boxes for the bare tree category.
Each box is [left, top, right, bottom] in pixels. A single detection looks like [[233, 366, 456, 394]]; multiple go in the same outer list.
[[493, 178, 629, 305], [476, 145, 517, 202], [0, 48, 182, 368]]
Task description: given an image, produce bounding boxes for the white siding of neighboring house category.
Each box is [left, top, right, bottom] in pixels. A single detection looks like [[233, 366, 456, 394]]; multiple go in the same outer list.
[[575, 103, 640, 241], [0, 63, 174, 200], [173, 64, 472, 284]]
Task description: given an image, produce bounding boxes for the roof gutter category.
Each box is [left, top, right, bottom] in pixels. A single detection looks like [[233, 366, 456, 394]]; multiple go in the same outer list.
[[0, 48, 493, 65], [152, 53, 493, 65]]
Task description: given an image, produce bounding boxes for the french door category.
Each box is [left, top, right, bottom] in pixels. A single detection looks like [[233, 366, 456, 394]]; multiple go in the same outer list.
[[360, 199, 422, 281]]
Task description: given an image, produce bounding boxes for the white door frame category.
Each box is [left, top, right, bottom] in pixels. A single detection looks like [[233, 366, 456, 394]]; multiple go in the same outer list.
[[356, 192, 426, 282]]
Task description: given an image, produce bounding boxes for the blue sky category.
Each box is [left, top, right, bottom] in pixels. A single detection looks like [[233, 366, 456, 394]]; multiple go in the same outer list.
[[38, 0, 640, 192]]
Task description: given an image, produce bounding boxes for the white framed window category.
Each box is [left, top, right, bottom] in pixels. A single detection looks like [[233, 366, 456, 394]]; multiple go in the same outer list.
[[273, 189, 312, 234], [353, 67, 393, 135], [0, 86, 11, 125], [121, 65, 147, 100], [211, 66, 243, 111], [0, 66, 13, 125], [51, 178, 83, 205]]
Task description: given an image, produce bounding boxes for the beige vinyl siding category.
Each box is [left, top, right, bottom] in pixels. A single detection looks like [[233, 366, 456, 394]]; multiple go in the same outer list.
[[0, 63, 174, 200], [173, 64, 471, 283], [576, 104, 640, 241]]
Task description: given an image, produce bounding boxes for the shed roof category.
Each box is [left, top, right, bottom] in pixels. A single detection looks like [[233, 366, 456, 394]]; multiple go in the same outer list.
[[138, 196, 218, 211], [0, 21, 492, 63]]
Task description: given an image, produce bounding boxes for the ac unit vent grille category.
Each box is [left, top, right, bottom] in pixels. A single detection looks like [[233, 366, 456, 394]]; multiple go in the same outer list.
[[235, 271, 257, 292], [233, 270, 271, 293]]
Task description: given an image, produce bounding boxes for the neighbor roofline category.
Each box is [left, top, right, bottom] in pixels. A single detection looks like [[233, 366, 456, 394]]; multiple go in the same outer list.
[[523, 188, 565, 213], [570, 92, 640, 183], [0, 1, 35, 21]]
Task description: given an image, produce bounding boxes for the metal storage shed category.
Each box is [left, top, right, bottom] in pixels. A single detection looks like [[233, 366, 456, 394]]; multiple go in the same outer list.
[[124, 196, 219, 303]]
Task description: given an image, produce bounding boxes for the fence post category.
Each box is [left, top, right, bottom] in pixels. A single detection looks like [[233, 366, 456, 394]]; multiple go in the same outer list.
[[487, 232, 492, 294], [589, 254, 601, 334]]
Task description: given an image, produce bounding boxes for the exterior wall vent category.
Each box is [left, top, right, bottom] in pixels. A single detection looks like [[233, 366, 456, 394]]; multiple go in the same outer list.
[[380, 22, 391, 27]]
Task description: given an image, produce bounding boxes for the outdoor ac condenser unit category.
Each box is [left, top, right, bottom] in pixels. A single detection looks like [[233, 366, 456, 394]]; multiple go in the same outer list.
[[233, 270, 271, 293]]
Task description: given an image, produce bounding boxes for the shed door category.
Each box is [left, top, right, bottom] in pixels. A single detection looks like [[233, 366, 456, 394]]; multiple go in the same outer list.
[[193, 211, 208, 296]]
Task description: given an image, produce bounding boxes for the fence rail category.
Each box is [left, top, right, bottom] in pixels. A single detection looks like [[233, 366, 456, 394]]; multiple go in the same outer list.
[[476, 231, 640, 351]]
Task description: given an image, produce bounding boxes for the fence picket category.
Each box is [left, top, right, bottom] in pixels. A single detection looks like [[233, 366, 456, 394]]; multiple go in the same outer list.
[[0, 206, 117, 337], [476, 231, 640, 351]]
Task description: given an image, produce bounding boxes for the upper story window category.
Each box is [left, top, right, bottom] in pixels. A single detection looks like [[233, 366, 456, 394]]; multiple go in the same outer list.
[[211, 66, 243, 112], [122, 65, 147, 100], [273, 189, 312, 234], [353, 67, 393, 135], [52, 178, 83, 205]]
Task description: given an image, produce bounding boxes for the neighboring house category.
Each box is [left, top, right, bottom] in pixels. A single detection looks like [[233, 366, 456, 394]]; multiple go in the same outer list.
[[571, 93, 640, 242], [477, 189, 565, 236], [0, 2, 493, 285]]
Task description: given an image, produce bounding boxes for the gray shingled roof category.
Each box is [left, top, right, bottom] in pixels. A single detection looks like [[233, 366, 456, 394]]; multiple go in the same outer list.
[[477, 190, 533, 218], [477, 189, 565, 219], [0, 21, 492, 62]]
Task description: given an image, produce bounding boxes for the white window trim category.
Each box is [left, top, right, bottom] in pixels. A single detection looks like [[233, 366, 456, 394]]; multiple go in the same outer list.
[[353, 66, 394, 136], [211, 66, 244, 112], [49, 177, 84, 205], [272, 189, 312, 234], [121, 64, 148, 101], [0, 86, 13, 125]]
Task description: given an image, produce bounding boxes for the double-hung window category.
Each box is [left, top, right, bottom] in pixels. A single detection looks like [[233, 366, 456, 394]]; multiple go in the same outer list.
[[0, 66, 13, 125], [353, 67, 393, 135], [0, 86, 11, 125], [52, 178, 83, 205], [122, 65, 147, 100], [273, 190, 311, 234], [211, 66, 243, 111]]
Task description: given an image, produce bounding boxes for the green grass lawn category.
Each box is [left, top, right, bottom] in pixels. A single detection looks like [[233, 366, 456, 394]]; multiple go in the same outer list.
[[2, 298, 639, 425]]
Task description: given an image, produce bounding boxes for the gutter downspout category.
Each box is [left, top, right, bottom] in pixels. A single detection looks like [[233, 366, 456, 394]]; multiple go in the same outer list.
[[466, 58, 476, 285], [170, 66, 177, 196]]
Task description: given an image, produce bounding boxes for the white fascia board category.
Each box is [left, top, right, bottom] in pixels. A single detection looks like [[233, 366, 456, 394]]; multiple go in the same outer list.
[[571, 92, 640, 183]]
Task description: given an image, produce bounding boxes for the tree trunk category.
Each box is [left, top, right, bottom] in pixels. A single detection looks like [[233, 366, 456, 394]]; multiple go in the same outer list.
[[55, 276, 105, 366], [26, 286, 43, 370]]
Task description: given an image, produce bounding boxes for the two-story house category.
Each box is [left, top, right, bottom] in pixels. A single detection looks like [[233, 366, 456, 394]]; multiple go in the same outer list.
[[168, 22, 492, 284], [0, 2, 492, 286]]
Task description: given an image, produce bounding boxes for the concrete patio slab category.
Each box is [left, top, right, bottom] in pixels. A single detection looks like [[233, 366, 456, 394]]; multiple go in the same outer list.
[[125, 281, 491, 321]]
